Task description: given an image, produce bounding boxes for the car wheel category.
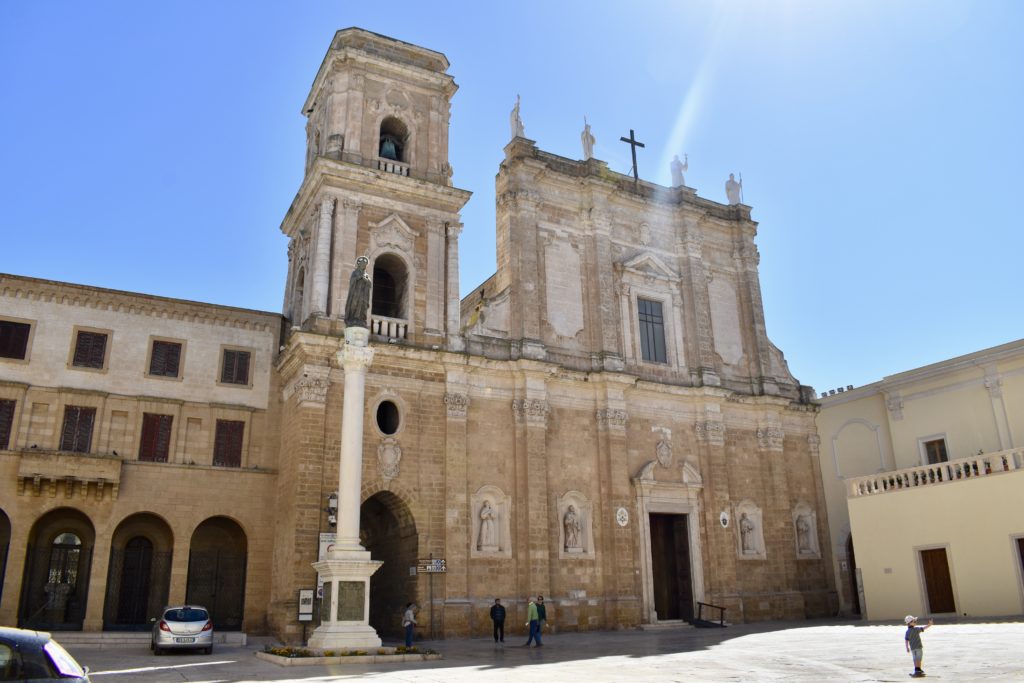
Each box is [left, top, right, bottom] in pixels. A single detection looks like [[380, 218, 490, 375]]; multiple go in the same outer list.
[[204, 645, 213, 655], [153, 645, 162, 656], [150, 640, 154, 651]]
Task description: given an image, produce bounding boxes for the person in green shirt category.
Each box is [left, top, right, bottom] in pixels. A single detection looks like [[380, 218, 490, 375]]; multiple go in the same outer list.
[[523, 597, 542, 647]]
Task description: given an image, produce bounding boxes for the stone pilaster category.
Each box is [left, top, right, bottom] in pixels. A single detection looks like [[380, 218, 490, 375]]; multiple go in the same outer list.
[[445, 222, 464, 351], [512, 395, 551, 598], [683, 226, 719, 385], [330, 200, 361, 319], [310, 197, 335, 317], [442, 382, 470, 632], [425, 221, 445, 337]]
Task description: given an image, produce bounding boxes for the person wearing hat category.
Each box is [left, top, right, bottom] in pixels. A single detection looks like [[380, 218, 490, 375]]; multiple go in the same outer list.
[[904, 615, 934, 677]]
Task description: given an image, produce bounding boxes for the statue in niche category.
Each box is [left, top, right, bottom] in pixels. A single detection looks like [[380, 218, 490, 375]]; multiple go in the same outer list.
[[478, 500, 498, 550], [344, 256, 372, 327], [725, 173, 743, 205], [564, 505, 582, 551], [670, 153, 688, 187], [796, 514, 813, 554], [510, 94, 525, 139], [581, 116, 595, 160], [740, 513, 756, 554]]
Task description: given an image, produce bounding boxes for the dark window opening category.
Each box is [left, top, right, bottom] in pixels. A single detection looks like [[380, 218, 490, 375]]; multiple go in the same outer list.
[[0, 398, 15, 449], [139, 413, 173, 463], [378, 117, 408, 162], [0, 320, 31, 360], [924, 439, 948, 464], [149, 341, 182, 378], [72, 330, 108, 369], [638, 298, 668, 364], [213, 420, 244, 467], [60, 406, 97, 453], [371, 254, 407, 319], [221, 350, 251, 385], [376, 401, 400, 435]]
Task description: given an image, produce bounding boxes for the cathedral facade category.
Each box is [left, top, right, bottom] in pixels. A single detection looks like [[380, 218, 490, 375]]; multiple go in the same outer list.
[[0, 28, 835, 642]]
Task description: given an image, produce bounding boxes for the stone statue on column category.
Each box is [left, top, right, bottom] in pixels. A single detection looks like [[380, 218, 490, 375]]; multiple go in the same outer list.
[[344, 256, 372, 327]]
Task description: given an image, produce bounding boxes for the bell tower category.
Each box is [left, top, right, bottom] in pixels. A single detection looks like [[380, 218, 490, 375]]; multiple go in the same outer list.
[[281, 28, 471, 350]]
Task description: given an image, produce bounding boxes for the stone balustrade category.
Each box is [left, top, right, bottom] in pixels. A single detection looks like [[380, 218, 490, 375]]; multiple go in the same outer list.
[[377, 158, 410, 176], [370, 314, 408, 340], [847, 447, 1023, 498]]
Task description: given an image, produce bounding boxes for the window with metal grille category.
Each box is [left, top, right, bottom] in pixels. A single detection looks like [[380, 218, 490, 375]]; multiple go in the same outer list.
[[60, 406, 97, 453], [0, 399, 15, 449], [213, 420, 244, 467], [149, 340, 182, 378], [138, 413, 173, 462], [637, 298, 667, 364], [72, 330, 108, 369], [221, 349, 251, 385], [0, 320, 31, 360], [924, 438, 948, 464]]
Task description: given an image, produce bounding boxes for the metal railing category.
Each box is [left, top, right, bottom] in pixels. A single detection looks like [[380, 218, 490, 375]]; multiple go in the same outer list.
[[847, 447, 1023, 498], [695, 601, 727, 627]]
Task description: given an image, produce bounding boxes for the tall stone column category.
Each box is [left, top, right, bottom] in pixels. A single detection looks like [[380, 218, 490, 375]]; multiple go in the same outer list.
[[445, 222, 464, 351], [310, 198, 335, 317], [309, 326, 383, 649]]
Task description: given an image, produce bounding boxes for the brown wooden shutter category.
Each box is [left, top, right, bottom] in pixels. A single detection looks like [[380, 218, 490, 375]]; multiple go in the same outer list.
[[150, 341, 182, 377], [0, 399, 15, 449], [213, 419, 244, 467], [60, 406, 96, 453], [221, 350, 251, 385], [0, 321, 31, 359], [72, 331, 108, 369], [139, 413, 173, 462]]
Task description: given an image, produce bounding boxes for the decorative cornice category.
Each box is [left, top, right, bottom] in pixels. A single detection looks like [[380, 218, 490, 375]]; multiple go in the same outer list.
[[512, 398, 550, 426], [444, 392, 469, 419]]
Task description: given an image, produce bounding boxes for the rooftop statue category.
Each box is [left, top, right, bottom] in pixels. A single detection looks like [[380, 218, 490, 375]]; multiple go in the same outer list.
[[510, 94, 525, 139], [581, 117, 595, 160], [670, 154, 688, 187], [725, 173, 743, 205]]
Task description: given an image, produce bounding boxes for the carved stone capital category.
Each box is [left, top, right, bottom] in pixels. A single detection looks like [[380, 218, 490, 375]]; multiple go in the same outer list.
[[756, 424, 785, 451], [596, 408, 628, 431], [512, 398, 550, 426], [885, 394, 904, 421], [339, 343, 375, 370], [695, 420, 725, 446], [807, 433, 821, 457], [283, 365, 331, 406], [444, 392, 469, 419], [985, 375, 1003, 399], [445, 222, 463, 239]]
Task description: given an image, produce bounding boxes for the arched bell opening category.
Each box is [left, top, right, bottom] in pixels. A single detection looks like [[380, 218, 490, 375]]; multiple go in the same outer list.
[[378, 116, 409, 163], [370, 253, 409, 321]]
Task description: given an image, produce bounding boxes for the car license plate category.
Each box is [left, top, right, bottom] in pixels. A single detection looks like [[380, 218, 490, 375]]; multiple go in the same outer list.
[[174, 637, 195, 643]]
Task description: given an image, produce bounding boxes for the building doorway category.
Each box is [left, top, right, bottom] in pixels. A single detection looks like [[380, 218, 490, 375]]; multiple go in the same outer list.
[[103, 513, 173, 631], [361, 491, 417, 640], [649, 513, 694, 622], [186, 517, 247, 630], [0, 509, 10, 609], [19, 508, 95, 630], [847, 534, 861, 615], [920, 548, 956, 614]]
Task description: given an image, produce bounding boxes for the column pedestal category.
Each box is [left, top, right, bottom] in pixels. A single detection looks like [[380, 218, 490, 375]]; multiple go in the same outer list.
[[308, 326, 383, 649]]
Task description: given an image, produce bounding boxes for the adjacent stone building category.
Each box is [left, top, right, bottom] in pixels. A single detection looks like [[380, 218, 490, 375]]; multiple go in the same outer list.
[[0, 28, 836, 641]]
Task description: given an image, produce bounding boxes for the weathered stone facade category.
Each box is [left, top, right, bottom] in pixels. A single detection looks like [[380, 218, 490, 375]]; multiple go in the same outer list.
[[0, 28, 835, 642]]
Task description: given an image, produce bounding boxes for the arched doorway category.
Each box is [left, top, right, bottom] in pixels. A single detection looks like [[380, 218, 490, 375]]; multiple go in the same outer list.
[[0, 509, 10, 609], [102, 513, 173, 631], [361, 491, 417, 640], [19, 508, 95, 630], [186, 517, 247, 630]]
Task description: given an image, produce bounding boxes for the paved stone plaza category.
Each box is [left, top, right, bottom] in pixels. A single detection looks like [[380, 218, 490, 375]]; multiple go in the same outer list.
[[69, 619, 1024, 682]]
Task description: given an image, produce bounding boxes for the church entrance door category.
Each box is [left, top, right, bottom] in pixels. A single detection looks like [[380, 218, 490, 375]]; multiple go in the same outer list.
[[649, 513, 694, 622], [186, 517, 247, 630], [361, 491, 418, 640]]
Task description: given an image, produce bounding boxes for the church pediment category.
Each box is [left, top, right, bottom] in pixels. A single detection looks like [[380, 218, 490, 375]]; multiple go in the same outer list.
[[618, 252, 677, 281], [370, 213, 419, 254]]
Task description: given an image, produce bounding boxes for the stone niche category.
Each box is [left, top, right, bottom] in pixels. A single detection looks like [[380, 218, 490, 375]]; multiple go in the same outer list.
[[735, 499, 766, 560], [470, 485, 511, 559], [792, 501, 821, 559], [556, 491, 594, 560]]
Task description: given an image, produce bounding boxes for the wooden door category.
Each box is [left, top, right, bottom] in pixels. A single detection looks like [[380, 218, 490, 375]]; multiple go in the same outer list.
[[920, 548, 955, 614]]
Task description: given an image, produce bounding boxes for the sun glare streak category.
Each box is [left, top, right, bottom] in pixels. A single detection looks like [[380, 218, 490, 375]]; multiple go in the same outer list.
[[89, 659, 236, 676]]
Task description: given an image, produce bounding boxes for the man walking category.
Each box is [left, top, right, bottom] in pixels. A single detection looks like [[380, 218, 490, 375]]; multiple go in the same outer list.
[[536, 595, 548, 632], [523, 597, 542, 647], [402, 602, 418, 648], [490, 598, 506, 644]]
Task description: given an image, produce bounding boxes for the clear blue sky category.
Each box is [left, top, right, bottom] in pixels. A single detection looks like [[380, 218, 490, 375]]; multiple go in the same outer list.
[[2, 1, 1022, 394]]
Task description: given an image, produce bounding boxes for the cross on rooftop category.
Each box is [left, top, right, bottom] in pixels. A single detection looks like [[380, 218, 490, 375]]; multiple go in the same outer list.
[[619, 129, 645, 183]]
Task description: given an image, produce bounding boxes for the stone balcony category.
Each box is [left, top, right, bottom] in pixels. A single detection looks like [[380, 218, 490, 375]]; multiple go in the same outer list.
[[377, 158, 410, 176], [13, 448, 123, 500], [847, 447, 1024, 498], [370, 314, 408, 341]]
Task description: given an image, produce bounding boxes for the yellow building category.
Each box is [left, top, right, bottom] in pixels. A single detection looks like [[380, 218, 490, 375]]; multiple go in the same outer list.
[[816, 339, 1024, 620]]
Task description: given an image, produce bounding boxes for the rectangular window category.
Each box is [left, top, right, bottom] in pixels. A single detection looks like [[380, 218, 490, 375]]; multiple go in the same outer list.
[[72, 330, 109, 369], [60, 406, 97, 453], [149, 340, 183, 378], [138, 413, 173, 463], [220, 349, 251, 386], [0, 320, 31, 360], [923, 438, 948, 465], [637, 298, 667, 364], [213, 419, 244, 467], [0, 399, 15, 450]]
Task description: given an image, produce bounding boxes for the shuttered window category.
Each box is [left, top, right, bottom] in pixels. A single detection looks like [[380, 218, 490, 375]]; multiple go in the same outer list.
[[149, 340, 182, 377], [221, 349, 251, 385], [60, 406, 97, 453], [637, 298, 668, 364], [0, 399, 15, 450], [0, 320, 31, 360], [138, 413, 173, 462], [213, 419, 244, 467], [72, 330, 108, 369]]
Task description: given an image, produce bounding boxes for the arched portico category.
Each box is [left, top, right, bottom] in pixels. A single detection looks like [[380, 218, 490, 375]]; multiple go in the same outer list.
[[186, 516, 247, 630], [19, 508, 95, 630], [102, 513, 173, 630], [360, 490, 418, 640]]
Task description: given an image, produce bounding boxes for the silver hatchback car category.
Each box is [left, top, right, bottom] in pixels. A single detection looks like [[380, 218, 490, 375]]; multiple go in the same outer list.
[[151, 605, 214, 655]]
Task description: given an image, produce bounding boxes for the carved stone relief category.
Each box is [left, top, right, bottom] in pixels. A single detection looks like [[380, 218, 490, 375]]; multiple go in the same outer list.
[[283, 365, 330, 406], [557, 491, 594, 560], [377, 437, 402, 482], [792, 501, 821, 559], [735, 499, 766, 560], [470, 485, 512, 558], [444, 392, 469, 419]]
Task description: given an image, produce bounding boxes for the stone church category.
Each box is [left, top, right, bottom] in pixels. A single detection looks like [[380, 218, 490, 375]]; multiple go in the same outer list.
[[0, 28, 835, 642]]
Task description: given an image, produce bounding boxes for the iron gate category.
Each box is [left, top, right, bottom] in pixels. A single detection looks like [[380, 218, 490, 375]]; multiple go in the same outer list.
[[186, 550, 246, 630], [103, 541, 171, 631], [19, 543, 92, 631]]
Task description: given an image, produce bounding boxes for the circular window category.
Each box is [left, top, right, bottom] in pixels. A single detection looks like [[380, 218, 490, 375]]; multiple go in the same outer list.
[[376, 400, 400, 435]]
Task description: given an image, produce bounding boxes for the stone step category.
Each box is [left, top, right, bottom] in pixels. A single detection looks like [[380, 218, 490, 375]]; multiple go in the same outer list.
[[638, 621, 695, 631]]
